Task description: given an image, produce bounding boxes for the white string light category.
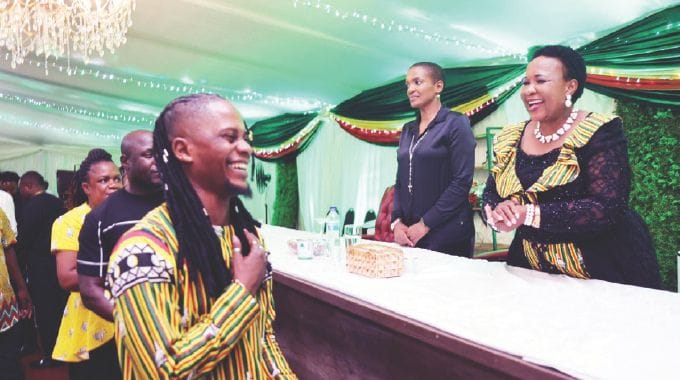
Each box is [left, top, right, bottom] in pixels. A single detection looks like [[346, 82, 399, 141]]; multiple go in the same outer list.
[[1, 53, 330, 111], [0, 114, 122, 142], [292, 0, 523, 59], [0, 91, 154, 126]]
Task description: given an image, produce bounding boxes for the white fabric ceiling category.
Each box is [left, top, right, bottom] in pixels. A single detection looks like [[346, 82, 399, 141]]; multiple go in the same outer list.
[[0, 0, 675, 150]]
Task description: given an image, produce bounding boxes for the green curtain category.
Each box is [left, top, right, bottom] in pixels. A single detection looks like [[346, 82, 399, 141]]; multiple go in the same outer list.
[[250, 4, 679, 158], [250, 112, 321, 162], [577, 4, 680, 106], [578, 4, 680, 67], [332, 64, 525, 121], [250, 112, 317, 147], [585, 83, 680, 106], [271, 158, 299, 229]]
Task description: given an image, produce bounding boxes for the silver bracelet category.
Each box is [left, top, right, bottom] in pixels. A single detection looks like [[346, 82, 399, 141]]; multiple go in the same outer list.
[[390, 218, 401, 231], [523, 204, 535, 226]]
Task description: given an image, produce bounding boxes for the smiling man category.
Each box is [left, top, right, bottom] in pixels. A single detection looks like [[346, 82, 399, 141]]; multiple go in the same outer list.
[[107, 94, 296, 379]]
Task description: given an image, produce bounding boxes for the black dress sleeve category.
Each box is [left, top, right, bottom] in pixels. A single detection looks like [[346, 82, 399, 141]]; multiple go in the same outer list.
[[481, 173, 505, 225], [539, 119, 631, 235], [482, 174, 504, 209]]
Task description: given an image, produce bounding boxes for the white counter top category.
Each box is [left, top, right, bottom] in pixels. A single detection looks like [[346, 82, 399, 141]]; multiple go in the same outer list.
[[261, 224, 680, 380]]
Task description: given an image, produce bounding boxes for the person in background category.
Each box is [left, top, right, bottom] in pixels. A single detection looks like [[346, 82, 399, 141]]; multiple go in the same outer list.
[[51, 149, 122, 379], [0, 173, 17, 236], [16, 171, 67, 369], [391, 62, 476, 257], [0, 171, 33, 357], [0, 172, 22, 227], [107, 93, 296, 379], [78, 130, 163, 322], [0, 171, 20, 196], [0, 207, 32, 380], [482, 45, 660, 288]]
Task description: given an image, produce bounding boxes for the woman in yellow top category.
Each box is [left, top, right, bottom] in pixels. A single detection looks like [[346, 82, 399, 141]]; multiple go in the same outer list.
[[51, 148, 122, 379]]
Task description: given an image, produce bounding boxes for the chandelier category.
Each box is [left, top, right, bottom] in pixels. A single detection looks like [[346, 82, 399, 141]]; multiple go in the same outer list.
[[0, 0, 136, 72]]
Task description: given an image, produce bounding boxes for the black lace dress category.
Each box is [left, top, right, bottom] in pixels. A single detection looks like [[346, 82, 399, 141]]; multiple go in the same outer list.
[[483, 114, 660, 288]]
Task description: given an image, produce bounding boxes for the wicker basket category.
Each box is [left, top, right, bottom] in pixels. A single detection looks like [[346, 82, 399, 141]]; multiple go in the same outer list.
[[346, 243, 404, 278]]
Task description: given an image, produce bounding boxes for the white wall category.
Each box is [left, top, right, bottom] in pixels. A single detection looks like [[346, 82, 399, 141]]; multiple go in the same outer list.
[[0, 141, 104, 197]]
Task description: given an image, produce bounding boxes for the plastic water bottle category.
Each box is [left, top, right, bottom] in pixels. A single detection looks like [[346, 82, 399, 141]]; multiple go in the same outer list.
[[324, 206, 341, 238], [324, 206, 341, 258]]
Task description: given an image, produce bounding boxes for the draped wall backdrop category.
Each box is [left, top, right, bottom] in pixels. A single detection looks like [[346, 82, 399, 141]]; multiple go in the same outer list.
[[262, 88, 616, 239], [296, 118, 397, 233], [248, 4, 677, 237]]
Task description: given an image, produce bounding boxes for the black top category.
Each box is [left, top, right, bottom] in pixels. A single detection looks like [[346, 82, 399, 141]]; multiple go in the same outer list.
[[393, 107, 476, 255], [12, 194, 23, 233], [483, 118, 660, 288], [77, 189, 164, 277], [17, 192, 64, 266]]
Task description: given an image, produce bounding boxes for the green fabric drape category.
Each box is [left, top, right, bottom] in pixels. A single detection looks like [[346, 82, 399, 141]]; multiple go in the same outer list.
[[578, 4, 680, 106], [250, 112, 317, 147], [586, 83, 680, 106], [250, 112, 320, 161], [250, 5, 678, 158], [332, 64, 525, 122], [578, 4, 680, 68]]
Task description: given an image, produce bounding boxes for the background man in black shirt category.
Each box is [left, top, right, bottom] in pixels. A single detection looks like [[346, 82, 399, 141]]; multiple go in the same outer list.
[[77, 130, 163, 322], [18, 170, 67, 368]]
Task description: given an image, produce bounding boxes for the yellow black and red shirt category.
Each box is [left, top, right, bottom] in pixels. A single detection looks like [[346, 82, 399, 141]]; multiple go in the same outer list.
[[107, 204, 296, 380]]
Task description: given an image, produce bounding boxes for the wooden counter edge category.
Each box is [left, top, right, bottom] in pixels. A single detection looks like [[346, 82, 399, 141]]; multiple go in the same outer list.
[[273, 270, 573, 380]]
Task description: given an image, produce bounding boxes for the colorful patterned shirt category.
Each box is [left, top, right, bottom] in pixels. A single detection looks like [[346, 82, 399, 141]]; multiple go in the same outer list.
[[51, 203, 115, 361], [0, 208, 19, 332], [107, 204, 296, 380]]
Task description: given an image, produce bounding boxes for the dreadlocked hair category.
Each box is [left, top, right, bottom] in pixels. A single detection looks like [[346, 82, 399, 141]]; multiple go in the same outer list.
[[68, 148, 114, 208], [153, 93, 261, 298]]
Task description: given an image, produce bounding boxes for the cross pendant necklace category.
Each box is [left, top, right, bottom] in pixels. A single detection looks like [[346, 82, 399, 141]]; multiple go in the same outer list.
[[408, 129, 429, 194]]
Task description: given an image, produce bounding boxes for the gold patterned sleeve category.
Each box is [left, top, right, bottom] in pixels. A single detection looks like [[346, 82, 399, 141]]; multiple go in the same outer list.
[[260, 279, 297, 379], [109, 232, 261, 380]]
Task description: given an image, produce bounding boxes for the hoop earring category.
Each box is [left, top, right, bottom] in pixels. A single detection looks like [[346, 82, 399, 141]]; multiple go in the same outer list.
[[565, 94, 573, 108]]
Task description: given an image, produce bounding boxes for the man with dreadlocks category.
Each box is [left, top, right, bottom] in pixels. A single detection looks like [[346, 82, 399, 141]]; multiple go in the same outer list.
[[107, 94, 297, 379]]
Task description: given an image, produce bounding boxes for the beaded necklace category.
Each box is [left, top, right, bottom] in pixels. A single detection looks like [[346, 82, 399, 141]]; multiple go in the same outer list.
[[534, 110, 579, 144]]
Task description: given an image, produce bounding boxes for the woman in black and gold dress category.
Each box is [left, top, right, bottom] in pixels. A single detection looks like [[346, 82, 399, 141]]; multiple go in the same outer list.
[[483, 45, 660, 288]]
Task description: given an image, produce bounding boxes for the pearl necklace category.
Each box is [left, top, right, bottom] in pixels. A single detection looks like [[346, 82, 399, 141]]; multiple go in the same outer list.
[[534, 110, 578, 144]]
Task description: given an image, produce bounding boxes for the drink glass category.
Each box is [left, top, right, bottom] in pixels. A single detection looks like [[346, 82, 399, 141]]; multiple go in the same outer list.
[[343, 224, 361, 247], [404, 252, 420, 274], [297, 239, 313, 260]]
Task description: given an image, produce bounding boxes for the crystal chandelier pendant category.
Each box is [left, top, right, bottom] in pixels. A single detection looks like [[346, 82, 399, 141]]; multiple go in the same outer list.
[[0, 0, 136, 74]]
